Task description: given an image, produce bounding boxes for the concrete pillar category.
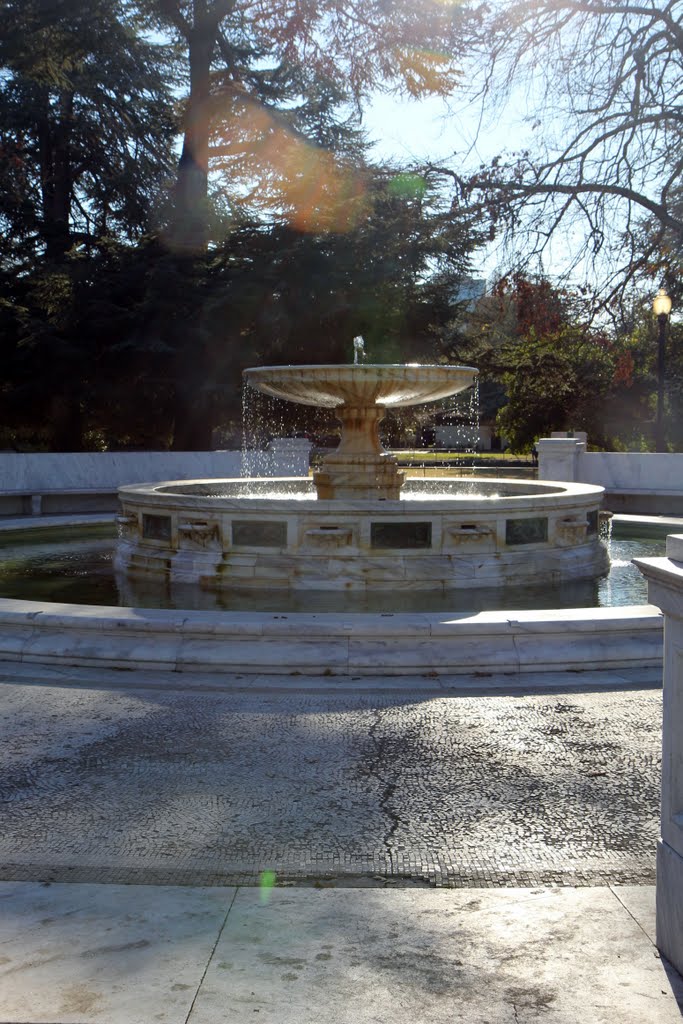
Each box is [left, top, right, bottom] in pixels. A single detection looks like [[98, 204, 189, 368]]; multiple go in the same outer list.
[[536, 438, 586, 481], [635, 534, 683, 974]]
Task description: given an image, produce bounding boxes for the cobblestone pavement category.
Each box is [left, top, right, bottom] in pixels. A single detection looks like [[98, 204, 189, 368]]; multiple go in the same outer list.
[[0, 678, 662, 888]]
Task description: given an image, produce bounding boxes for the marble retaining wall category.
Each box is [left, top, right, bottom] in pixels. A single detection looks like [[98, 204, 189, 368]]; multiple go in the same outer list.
[[538, 439, 683, 514], [0, 600, 662, 677], [0, 445, 312, 516]]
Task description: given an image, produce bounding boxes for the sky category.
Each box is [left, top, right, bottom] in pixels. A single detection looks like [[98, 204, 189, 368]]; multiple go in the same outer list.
[[363, 93, 472, 165], [361, 90, 532, 168], [360, 90, 540, 283]]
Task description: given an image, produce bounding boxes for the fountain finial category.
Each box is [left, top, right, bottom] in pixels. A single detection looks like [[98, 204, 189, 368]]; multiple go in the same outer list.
[[353, 336, 366, 364]]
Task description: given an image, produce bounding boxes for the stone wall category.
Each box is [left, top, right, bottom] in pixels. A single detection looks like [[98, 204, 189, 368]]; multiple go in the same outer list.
[[635, 535, 683, 974], [0, 443, 312, 516], [537, 439, 683, 514], [0, 599, 663, 677]]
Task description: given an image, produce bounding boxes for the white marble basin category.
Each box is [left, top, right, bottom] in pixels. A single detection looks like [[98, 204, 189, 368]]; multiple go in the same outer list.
[[243, 364, 478, 408]]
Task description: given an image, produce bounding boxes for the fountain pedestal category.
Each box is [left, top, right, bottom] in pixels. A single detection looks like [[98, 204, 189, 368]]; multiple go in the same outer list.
[[243, 364, 477, 501], [313, 403, 405, 500]]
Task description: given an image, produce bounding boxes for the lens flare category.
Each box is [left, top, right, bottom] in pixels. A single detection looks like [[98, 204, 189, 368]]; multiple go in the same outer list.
[[212, 97, 370, 233], [388, 173, 428, 200], [259, 869, 277, 903]]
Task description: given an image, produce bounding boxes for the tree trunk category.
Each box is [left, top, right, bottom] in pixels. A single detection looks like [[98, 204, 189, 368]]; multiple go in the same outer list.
[[49, 394, 84, 451], [171, 385, 215, 450], [167, 3, 222, 444], [39, 90, 74, 261], [173, 6, 213, 253]]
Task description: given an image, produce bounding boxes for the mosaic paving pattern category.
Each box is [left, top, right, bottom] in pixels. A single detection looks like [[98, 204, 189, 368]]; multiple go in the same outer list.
[[0, 681, 661, 887]]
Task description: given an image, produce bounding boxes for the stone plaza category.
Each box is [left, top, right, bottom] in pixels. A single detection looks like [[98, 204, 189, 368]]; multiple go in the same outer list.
[[0, 662, 682, 1023], [0, 667, 666, 888], [1, 429, 683, 1021]]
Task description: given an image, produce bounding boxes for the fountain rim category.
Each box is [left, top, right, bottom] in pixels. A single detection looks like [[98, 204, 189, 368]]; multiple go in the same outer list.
[[0, 512, 663, 681], [242, 362, 479, 409], [117, 476, 606, 512], [243, 362, 479, 371]]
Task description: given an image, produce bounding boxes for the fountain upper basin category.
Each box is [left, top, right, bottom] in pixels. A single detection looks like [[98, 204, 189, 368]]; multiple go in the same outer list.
[[243, 363, 478, 408], [244, 363, 479, 500]]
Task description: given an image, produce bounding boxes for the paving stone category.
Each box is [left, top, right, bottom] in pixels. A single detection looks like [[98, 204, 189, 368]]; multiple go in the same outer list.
[[190, 886, 681, 1024], [0, 880, 234, 1024], [0, 678, 662, 887]]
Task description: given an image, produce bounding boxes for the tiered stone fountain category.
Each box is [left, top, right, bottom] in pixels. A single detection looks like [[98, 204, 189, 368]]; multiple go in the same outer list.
[[115, 364, 609, 593]]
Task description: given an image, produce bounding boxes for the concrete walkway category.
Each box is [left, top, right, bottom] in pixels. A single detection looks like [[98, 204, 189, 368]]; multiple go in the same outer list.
[[1, 664, 682, 1022], [1, 881, 682, 1023]]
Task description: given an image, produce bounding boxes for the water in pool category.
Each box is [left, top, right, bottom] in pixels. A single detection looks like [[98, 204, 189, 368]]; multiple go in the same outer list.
[[0, 524, 664, 613]]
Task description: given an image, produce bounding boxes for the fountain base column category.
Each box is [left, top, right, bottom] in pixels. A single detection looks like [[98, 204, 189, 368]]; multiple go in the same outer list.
[[313, 403, 405, 500], [314, 454, 405, 500]]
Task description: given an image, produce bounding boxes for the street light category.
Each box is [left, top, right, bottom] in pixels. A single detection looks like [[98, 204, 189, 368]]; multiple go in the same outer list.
[[653, 287, 672, 453]]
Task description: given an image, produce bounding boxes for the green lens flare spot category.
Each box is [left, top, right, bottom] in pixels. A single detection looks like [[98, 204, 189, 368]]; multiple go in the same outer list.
[[260, 869, 277, 903], [387, 173, 427, 200]]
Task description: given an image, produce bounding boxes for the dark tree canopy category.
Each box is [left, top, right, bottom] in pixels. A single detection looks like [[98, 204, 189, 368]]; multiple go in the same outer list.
[[0, 0, 177, 264], [0, 0, 179, 449]]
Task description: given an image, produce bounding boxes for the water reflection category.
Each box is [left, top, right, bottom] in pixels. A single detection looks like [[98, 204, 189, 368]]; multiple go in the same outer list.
[[0, 531, 664, 612]]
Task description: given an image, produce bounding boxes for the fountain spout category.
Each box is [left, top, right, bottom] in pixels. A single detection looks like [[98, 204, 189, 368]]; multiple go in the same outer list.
[[353, 336, 366, 365]]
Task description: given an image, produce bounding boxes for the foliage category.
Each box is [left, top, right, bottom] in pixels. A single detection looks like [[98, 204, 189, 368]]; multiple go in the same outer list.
[[0, 0, 177, 264], [495, 327, 620, 451], [449, 273, 668, 452]]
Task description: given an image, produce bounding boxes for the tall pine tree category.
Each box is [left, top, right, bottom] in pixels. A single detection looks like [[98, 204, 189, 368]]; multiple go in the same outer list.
[[0, 0, 177, 448]]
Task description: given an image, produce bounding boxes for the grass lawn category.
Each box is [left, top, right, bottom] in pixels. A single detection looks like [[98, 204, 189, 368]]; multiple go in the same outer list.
[[392, 449, 533, 464]]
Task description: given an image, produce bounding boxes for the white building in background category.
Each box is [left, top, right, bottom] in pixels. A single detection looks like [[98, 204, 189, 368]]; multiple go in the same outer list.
[[433, 423, 495, 451], [456, 277, 487, 305]]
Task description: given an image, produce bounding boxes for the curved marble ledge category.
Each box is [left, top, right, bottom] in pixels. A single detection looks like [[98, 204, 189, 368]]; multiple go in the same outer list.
[[0, 598, 662, 678]]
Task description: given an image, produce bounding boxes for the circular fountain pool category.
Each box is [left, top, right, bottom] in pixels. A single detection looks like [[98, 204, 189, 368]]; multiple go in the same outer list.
[[0, 363, 665, 680], [0, 516, 662, 611], [114, 476, 609, 593], [114, 366, 610, 594]]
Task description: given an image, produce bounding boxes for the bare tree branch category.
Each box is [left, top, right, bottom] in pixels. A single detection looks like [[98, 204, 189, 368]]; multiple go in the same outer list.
[[448, 0, 683, 302]]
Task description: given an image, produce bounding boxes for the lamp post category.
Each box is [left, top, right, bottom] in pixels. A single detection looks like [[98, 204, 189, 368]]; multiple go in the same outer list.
[[653, 287, 672, 453]]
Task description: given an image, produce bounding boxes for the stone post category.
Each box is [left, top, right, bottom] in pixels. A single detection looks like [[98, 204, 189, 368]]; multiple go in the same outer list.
[[264, 438, 313, 477], [536, 437, 586, 481], [635, 534, 683, 974]]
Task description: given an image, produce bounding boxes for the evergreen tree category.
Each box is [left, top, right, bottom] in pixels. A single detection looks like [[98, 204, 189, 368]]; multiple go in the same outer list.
[[0, 0, 177, 448], [0, 0, 177, 263]]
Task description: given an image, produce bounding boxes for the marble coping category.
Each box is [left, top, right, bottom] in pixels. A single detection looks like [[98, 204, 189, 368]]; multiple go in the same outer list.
[[0, 597, 663, 677], [118, 476, 605, 515], [632, 534, 683, 976]]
